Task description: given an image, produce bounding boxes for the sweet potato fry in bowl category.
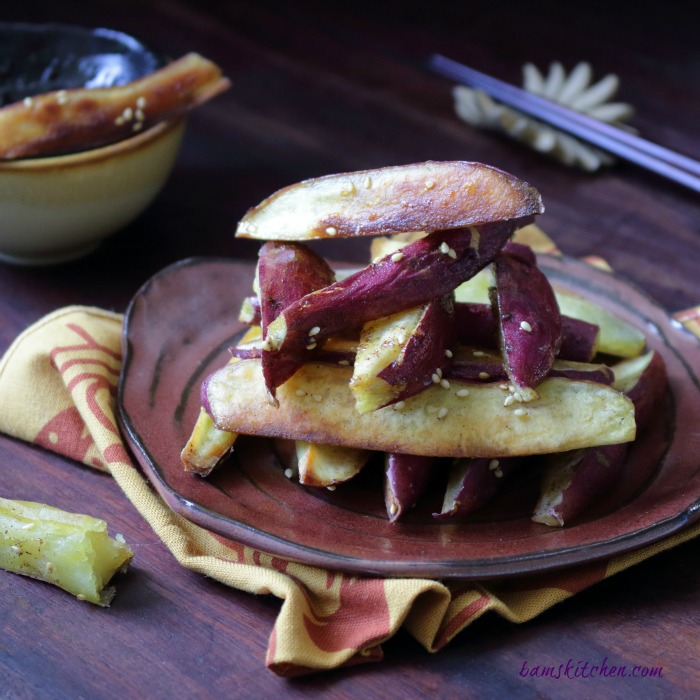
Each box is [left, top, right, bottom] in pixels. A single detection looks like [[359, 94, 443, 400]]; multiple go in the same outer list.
[[0, 53, 230, 159]]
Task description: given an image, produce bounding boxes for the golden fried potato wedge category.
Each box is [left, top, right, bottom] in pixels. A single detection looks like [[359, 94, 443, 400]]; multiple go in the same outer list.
[[235, 161, 543, 240], [0, 53, 230, 159], [295, 442, 371, 487], [204, 359, 635, 458]]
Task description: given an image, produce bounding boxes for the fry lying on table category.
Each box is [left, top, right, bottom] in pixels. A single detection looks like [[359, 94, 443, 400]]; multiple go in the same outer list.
[[181, 161, 667, 526]]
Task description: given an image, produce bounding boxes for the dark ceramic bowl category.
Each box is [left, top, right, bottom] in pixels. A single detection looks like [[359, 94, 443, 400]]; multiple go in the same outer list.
[[0, 22, 164, 107]]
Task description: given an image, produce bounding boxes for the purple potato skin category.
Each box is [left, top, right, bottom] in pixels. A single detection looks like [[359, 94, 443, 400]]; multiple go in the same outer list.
[[263, 218, 531, 392], [493, 248, 562, 394], [385, 453, 435, 523]]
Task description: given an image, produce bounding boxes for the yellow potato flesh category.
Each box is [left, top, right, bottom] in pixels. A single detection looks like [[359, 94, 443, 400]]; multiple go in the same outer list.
[[206, 359, 635, 458], [0, 498, 133, 606]]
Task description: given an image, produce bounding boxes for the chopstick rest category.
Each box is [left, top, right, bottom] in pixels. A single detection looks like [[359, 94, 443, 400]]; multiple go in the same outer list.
[[451, 61, 635, 171]]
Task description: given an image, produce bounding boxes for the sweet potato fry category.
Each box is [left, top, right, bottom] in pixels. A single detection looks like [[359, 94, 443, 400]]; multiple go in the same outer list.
[[351, 295, 455, 413], [263, 218, 529, 393], [257, 242, 336, 394], [295, 442, 371, 487], [532, 444, 628, 527], [203, 358, 635, 458], [236, 161, 543, 240], [532, 350, 666, 526], [181, 407, 238, 476], [0, 53, 230, 159], [493, 248, 562, 400], [384, 453, 435, 522], [434, 457, 521, 520]]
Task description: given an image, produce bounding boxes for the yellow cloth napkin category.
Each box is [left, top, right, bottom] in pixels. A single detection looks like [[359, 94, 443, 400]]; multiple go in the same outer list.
[[1, 248, 699, 677]]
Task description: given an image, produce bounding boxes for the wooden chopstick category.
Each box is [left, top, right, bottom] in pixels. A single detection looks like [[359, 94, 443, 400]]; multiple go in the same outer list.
[[429, 53, 700, 194]]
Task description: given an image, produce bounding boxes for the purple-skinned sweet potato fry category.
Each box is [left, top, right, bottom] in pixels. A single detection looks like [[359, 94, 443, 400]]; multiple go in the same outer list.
[[433, 457, 521, 520], [493, 247, 562, 400], [532, 350, 667, 527], [384, 453, 435, 523], [257, 241, 335, 396], [375, 295, 456, 406]]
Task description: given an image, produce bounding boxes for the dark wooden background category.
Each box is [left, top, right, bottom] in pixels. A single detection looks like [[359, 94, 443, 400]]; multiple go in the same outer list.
[[1, 1, 698, 697]]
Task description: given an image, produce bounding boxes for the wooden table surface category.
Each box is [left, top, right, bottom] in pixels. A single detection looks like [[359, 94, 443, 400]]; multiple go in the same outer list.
[[1, 1, 698, 698]]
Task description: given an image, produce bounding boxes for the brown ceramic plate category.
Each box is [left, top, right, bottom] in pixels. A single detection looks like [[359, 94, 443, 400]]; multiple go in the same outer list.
[[118, 256, 700, 579]]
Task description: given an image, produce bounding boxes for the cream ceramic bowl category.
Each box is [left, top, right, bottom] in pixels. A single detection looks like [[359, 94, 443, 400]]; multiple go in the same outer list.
[[0, 118, 185, 265]]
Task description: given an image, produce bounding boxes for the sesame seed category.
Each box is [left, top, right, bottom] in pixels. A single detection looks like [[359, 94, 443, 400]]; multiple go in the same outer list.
[[514, 408, 527, 417], [389, 502, 398, 515], [136, 96, 147, 109], [306, 342, 317, 350], [261, 337, 273, 351], [284, 468, 294, 479], [325, 226, 338, 236], [456, 388, 470, 397], [364, 176, 372, 189], [448, 247, 458, 259], [425, 180, 436, 189], [135, 108, 145, 121], [394, 401, 406, 410], [338, 359, 350, 366], [312, 394, 323, 402], [391, 252, 405, 263], [436, 368, 443, 378], [440, 378, 450, 390], [132, 122, 143, 132], [327, 484, 336, 491], [10, 545, 20, 553], [56, 90, 67, 105], [308, 326, 321, 336], [396, 332, 406, 345], [473, 350, 485, 357], [114, 116, 125, 126], [499, 384, 509, 390], [439, 241, 450, 254], [520, 321, 533, 333], [122, 107, 133, 120], [432, 373, 441, 384], [445, 349, 453, 358], [437, 407, 449, 419], [494, 468, 504, 478], [23, 96, 33, 107], [503, 395, 515, 407], [479, 372, 491, 380], [295, 389, 306, 397], [489, 459, 500, 470], [21, 523, 34, 530], [76, 594, 87, 601]]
